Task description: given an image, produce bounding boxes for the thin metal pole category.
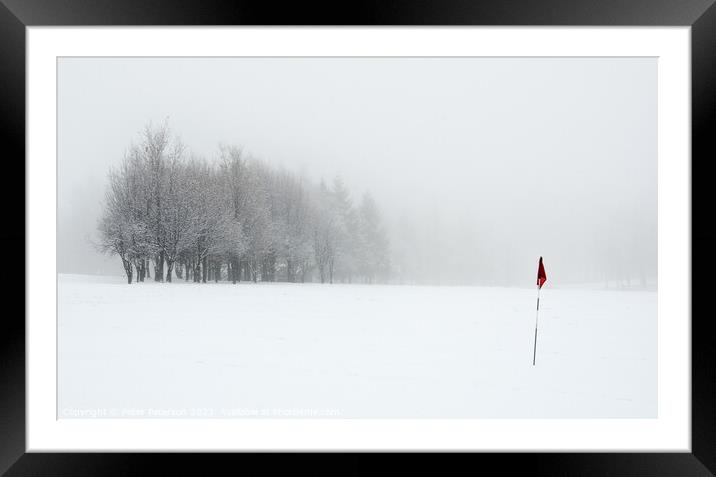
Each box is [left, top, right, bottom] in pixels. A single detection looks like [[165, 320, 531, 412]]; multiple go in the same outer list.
[[532, 286, 540, 366]]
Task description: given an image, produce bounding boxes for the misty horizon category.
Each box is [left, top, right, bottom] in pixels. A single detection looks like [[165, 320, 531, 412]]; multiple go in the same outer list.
[[58, 56, 656, 287]]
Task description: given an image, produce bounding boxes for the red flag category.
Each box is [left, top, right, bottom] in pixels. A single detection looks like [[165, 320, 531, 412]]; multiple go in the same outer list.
[[537, 256, 547, 289]]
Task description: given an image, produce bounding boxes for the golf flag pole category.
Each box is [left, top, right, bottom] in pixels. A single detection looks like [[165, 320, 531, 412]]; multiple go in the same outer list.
[[533, 256, 547, 366]]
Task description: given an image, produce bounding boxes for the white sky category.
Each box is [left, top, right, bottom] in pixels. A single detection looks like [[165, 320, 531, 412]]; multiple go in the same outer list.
[[57, 57, 656, 286]]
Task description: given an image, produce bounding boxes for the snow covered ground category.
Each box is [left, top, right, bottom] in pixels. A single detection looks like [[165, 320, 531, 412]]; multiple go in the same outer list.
[[58, 274, 656, 418]]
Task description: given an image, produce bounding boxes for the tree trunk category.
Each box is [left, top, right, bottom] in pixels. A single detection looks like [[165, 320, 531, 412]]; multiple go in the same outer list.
[[166, 260, 174, 282], [268, 253, 276, 282], [286, 260, 294, 283], [122, 258, 133, 284], [251, 260, 258, 283], [260, 258, 268, 282], [154, 251, 164, 282], [145, 260, 150, 279], [202, 256, 208, 283]]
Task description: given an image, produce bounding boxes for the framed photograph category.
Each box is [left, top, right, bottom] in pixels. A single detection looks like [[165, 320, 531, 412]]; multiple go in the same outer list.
[[6, 0, 714, 473]]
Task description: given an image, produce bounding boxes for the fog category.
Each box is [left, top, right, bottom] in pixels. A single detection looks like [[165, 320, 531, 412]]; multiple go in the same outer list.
[[58, 57, 656, 288]]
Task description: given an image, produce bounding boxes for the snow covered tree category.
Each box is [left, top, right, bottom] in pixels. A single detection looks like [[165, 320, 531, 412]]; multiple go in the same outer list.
[[311, 180, 341, 283], [217, 146, 249, 283], [272, 170, 314, 282], [182, 158, 227, 283], [357, 192, 391, 283], [159, 140, 194, 282], [98, 122, 392, 285], [97, 154, 153, 283], [330, 176, 361, 283]]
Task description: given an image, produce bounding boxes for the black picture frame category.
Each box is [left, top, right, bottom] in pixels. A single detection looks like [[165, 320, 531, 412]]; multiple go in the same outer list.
[[3, 0, 714, 474]]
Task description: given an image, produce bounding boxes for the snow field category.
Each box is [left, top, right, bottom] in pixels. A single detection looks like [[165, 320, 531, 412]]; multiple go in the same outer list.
[[58, 274, 656, 418]]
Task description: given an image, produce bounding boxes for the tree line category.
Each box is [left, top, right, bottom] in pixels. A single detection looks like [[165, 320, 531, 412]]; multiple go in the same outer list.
[[98, 123, 390, 284]]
